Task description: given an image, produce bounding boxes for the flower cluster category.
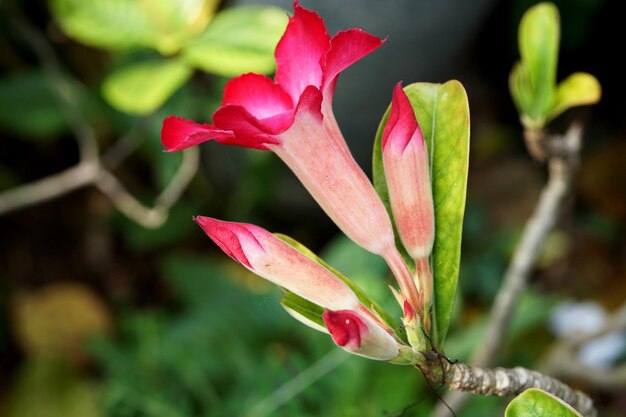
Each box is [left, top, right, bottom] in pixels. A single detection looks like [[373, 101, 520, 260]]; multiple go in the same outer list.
[[162, 3, 434, 362]]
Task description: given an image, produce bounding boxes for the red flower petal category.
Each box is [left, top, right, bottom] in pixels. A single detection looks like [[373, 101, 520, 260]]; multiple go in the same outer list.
[[161, 116, 235, 152], [382, 83, 420, 152], [292, 84, 324, 123], [194, 216, 263, 269], [212, 105, 285, 149], [223, 73, 293, 119], [322, 309, 367, 348], [274, 3, 330, 103], [323, 29, 385, 95]]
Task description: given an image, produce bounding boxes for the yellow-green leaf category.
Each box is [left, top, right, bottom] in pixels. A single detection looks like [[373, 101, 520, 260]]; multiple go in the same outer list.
[[547, 72, 601, 122], [182, 6, 288, 77], [49, 0, 217, 54], [505, 388, 582, 417], [518, 2, 560, 121], [101, 59, 192, 115], [373, 81, 470, 349]]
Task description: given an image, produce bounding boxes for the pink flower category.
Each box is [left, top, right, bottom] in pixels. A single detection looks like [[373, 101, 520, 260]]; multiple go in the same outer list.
[[382, 83, 435, 260], [323, 309, 400, 360], [161, 3, 394, 256], [194, 216, 361, 311]]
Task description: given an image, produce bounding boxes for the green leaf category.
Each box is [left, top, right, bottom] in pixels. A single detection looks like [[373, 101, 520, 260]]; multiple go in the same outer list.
[[275, 234, 405, 339], [505, 388, 582, 417], [373, 81, 470, 349], [49, 0, 217, 54], [547, 72, 601, 122], [101, 59, 192, 115], [517, 2, 560, 122], [280, 292, 326, 330], [0, 71, 77, 140], [6, 357, 102, 417], [182, 6, 288, 77]]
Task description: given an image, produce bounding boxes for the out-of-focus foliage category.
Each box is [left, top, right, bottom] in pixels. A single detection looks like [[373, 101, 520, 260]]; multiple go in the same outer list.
[[373, 81, 470, 349], [0, 71, 78, 140], [49, 0, 288, 114], [505, 388, 582, 417], [509, 2, 600, 130], [182, 6, 290, 77], [49, 0, 217, 54], [101, 59, 193, 116], [4, 357, 102, 417], [11, 283, 111, 362]]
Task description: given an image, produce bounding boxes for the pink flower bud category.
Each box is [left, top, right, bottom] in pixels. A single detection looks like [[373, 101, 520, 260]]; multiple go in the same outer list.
[[195, 216, 360, 311], [382, 83, 435, 259], [322, 309, 400, 360]]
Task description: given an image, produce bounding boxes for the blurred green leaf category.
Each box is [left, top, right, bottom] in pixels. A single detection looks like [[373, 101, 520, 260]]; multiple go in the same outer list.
[[49, 0, 217, 54], [182, 6, 288, 77], [373, 81, 470, 349], [275, 234, 404, 339], [517, 2, 559, 123], [102, 59, 192, 115], [547, 72, 601, 122], [0, 71, 75, 140], [6, 357, 102, 417], [505, 388, 582, 417], [510, 3, 601, 129]]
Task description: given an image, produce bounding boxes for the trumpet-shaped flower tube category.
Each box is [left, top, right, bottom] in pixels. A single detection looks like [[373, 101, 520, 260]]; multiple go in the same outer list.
[[194, 216, 361, 311], [323, 309, 400, 360], [162, 3, 394, 256], [382, 83, 435, 260]]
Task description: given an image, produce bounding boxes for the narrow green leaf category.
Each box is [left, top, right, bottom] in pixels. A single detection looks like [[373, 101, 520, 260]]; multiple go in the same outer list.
[[101, 59, 192, 115], [275, 234, 405, 340], [49, 0, 216, 54], [509, 62, 533, 120], [373, 81, 470, 349], [182, 6, 288, 77], [518, 2, 560, 121], [547, 72, 601, 122], [280, 292, 325, 330], [505, 388, 582, 417]]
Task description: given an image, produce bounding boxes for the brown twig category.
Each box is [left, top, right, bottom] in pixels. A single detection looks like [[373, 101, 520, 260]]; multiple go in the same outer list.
[[0, 2, 198, 228], [442, 361, 596, 417]]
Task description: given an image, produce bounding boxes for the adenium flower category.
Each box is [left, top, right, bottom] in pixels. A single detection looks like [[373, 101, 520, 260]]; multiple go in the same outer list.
[[164, 2, 422, 336], [382, 83, 435, 261], [161, 3, 394, 257], [195, 216, 401, 360]]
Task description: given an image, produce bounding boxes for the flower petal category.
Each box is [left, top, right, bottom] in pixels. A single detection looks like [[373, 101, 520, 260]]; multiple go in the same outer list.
[[161, 116, 235, 152], [223, 73, 294, 119], [382, 83, 419, 152], [323, 309, 400, 360], [322, 29, 385, 95], [212, 105, 284, 149], [274, 3, 330, 103], [194, 216, 361, 311]]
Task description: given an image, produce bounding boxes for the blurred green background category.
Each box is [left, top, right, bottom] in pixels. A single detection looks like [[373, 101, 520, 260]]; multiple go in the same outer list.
[[0, 0, 624, 416]]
